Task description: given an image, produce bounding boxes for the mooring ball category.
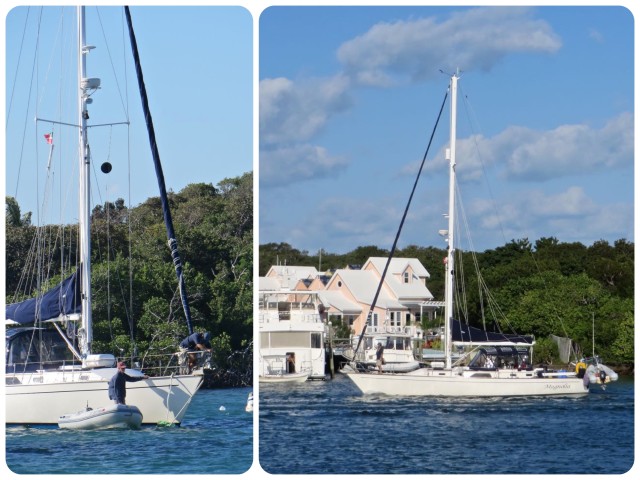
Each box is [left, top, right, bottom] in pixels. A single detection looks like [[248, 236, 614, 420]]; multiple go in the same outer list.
[[101, 162, 112, 174]]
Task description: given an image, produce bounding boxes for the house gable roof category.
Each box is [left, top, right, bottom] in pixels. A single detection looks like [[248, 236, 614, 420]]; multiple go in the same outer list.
[[363, 257, 434, 301], [327, 269, 404, 309], [364, 257, 430, 279], [264, 265, 320, 290]]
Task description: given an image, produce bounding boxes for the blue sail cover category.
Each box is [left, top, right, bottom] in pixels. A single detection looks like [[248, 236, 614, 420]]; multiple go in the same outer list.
[[5, 271, 81, 325], [451, 319, 534, 345]]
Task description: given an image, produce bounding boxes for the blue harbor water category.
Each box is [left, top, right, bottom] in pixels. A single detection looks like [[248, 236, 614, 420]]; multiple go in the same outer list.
[[259, 373, 634, 475], [5, 387, 253, 475]]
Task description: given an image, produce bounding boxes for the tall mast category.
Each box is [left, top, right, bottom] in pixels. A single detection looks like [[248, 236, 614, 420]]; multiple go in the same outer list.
[[444, 72, 459, 369], [78, 6, 95, 357]]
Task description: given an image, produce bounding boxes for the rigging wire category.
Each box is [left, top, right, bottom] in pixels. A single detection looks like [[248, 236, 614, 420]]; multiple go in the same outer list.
[[352, 88, 449, 361], [95, 6, 131, 124], [458, 84, 573, 344], [6, 6, 31, 127], [453, 96, 526, 338]]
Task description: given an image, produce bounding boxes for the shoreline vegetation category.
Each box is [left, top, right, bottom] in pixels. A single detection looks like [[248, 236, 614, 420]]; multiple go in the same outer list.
[[259, 239, 634, 375], [6, 174, 253, 388]]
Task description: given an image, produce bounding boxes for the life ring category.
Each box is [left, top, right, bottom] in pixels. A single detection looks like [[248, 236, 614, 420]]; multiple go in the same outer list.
[[575, 362, 587, 374]]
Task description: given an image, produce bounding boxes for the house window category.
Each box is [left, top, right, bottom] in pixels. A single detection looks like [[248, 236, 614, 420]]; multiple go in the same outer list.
[[404, 272, 410, 284], [367, 313, 379, 327], [405, 312, 411, 325]]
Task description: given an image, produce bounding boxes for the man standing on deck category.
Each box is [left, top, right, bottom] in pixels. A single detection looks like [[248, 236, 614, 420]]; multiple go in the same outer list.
[[376, 342, 385, 374], [108, 362, 149, 405]]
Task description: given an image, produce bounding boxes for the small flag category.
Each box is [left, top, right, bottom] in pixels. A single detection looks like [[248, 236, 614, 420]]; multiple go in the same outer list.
[[44, 133, 53, 144]]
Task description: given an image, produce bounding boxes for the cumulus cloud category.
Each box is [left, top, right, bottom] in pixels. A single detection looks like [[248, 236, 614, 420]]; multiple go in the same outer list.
[[501, 112, 633, 180], [412, 112, 633, 183], [260, 144, 348, 188], [260, 74, 352, 146], [260, 8, 568, 189], [466, 185, 632, 248], [337, 7, 562, 86], [304, 196, 402, 248]]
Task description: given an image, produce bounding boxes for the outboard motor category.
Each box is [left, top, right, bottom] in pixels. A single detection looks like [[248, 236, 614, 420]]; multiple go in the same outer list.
[[599, 369, 608, 384]]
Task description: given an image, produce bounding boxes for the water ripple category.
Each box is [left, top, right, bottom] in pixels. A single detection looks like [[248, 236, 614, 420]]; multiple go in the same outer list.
[[260, 374, 634, 474]]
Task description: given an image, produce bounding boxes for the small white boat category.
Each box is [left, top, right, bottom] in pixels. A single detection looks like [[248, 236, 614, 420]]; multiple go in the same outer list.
[[259, 371, 310, 383], [379, 361, 421, 373], [58, 404, 143, 430], [580, 358, 619, 387]]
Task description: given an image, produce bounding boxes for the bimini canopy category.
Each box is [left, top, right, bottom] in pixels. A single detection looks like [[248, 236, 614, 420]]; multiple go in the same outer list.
[[451, 319, 534, 345], [5, 271, 81, 325]]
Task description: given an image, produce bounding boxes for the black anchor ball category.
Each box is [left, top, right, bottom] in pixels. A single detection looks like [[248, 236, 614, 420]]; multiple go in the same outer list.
[[101, 162, 112, 174]]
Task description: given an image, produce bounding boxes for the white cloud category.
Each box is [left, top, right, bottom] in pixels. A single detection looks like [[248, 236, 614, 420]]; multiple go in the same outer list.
[[337, 7, 562, 87], [260, 144, 348, 187], [260, 74, 352, 146], [502, 112, 633, 180], [287, 196, 403, 252], [260, 7, 569, 190], [467, 186, 632, 247], [412, 112, 633, 183]]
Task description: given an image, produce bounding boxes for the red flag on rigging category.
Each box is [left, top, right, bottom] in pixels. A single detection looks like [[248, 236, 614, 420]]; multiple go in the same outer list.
[[44, 133, 53, 144]]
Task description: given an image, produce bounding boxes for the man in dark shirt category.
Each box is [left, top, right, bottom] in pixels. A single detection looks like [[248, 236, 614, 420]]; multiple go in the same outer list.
[[179, 332, 212, 373], [108, 362, 149, 405], [375, 343, 385, 374], [180, 331, 212, 351]]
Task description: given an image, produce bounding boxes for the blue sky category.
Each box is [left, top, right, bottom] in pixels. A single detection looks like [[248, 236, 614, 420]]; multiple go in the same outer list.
[[2, 3, 636, 257], [3, 5, 252, 227], [259, 5, 634, 254]]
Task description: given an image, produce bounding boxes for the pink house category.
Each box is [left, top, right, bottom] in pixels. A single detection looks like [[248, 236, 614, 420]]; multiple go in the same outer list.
[[260, 258, 443, 336], [322, 257, 440, 335]]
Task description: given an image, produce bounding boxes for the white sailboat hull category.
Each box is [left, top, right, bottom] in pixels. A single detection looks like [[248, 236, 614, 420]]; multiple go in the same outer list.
[[6, 369, 203, 425], [345, 368, 589, 397]]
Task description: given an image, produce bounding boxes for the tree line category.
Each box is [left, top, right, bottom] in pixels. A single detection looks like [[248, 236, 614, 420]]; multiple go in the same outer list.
[[6, 173, 253, 386], [259, 238, 634, 368]]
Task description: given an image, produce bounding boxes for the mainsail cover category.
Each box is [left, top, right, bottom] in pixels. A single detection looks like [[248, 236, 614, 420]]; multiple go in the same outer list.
[[451, 319, 534, 345], [5, 271, 81, 324]]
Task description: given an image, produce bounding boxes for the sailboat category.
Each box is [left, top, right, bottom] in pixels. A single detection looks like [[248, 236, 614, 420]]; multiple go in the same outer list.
[[344, 72, 588, 397], [5, 6, 203, 425]]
